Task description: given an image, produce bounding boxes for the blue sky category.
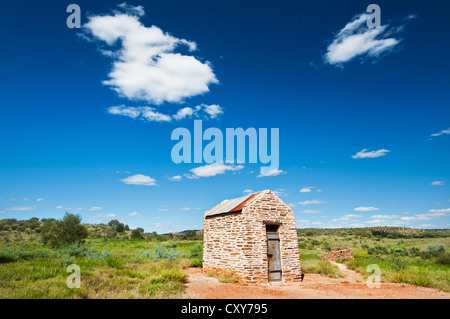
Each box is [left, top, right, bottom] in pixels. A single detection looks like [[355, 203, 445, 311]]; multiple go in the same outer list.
[[1, 0, 449, 232]]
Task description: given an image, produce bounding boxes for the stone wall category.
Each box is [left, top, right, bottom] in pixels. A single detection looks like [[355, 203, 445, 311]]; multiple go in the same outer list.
[[203, 190, 302, 284]]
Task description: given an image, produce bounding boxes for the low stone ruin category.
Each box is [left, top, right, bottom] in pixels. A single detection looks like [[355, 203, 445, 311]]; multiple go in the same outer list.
[[320, 247, 354, 261]]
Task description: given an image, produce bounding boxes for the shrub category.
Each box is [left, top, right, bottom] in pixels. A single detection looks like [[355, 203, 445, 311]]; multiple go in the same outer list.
[[190, 258, 202, 267], [427, 244, 445, 256], [408, 247, 421, 257], [60, 255, 74, 267], [389, 256, 408, 271], [160, 268, 187, 283], [165, 250, 182, 261], [153, 245, 181, 260], [131, 228, 144, 239], [106, 257, 124, 269], [40, 213, 88, 248], [189, 244, 203, 259], [218, 271, 239, 283], [154, 245, 166, 259], [207, 270, 217, 277], [367, 245, 389, 255], [435, 253, 450, 265], [312, 260, 342, 278]]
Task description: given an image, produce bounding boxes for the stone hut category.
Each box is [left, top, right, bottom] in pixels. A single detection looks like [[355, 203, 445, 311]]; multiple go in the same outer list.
[[203, 190, 302, 284]]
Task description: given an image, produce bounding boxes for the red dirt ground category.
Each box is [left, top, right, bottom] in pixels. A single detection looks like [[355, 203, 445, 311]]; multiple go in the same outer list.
[[182, 264, 450, 299]]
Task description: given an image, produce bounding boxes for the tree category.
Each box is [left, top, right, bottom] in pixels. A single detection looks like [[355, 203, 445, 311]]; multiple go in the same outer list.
[[131, 228, 144, 239], [116, 222, 125, 233], [41, 213, 88, 248], [108, 219, 120, 227]]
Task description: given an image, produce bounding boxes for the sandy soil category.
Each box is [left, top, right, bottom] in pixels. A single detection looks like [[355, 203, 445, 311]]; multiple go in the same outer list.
[[182, 264, 450, 299]]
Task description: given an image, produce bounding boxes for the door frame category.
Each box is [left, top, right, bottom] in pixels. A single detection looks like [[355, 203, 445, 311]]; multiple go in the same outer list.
[[265, 222, 282, 282]]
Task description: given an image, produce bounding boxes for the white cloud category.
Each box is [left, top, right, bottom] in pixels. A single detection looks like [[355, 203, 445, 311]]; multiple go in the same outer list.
[[203, 104, 223, 119], [168, 175, 182, 181], [108, 105, 171, 122], [301, 210, 323, 214], [128, 211, 144, 217], [36, 198, 44, 202], [257, 167, 285, 177], [351, 148, 390, 159], [189, 163, 243, 178], [23, 198, 29, 201], [324, 12, 414, 65], [157, 208, 169, 212], [272, 189, 287, 197], [83, 5, 218, 105], [428, 208, 450, 214], [401, 209, 450, 221], [430, 181, 444, 186], [332, 214, 362, 222], [298, 199, 327, 206], [108, 105, 141, 118], [370, 214, 400, 219], [93, 213, 116, 218], [300, 187, 313, 193], [152, 222, 172, 229], [5, 206, 36, 211], [430, 127, 450, 137], [108, 104, 223, 122], [55, 205, 82, 211], [173, 107, 197, 120], [115, 3, 145, 17], [179, 207, 201, 211], [121, 174, 157, 186], [354, 206, 379, 212], [243, 189, 254, 194], [88, 206, 103, 211]]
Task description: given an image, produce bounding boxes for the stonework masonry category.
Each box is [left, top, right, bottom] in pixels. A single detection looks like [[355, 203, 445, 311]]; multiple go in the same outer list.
[[203, 190, 302, 284]]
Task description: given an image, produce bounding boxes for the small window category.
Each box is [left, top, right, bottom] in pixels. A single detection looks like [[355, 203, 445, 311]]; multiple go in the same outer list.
[[266, 224, 279, 233]]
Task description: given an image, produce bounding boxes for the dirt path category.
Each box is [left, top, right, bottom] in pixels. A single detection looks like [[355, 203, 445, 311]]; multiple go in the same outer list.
[[182, 266, 450, 299]]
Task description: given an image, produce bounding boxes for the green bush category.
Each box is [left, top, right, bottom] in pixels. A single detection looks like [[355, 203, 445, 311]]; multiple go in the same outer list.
[[165, 250, 182, 261], [189, 244, 203, 259], [106, 257, 124, 269], [218, 271, 239, 283], [435, 253, 450, 265], [154, 245, 166, 259], [190, 258, 202, 267], [40, 213, 88, 248], [160, 268, 187, 283], [312, 260, 342, 278]]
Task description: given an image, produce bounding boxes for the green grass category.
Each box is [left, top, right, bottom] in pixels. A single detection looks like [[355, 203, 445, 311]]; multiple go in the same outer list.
[[0, 238, 201, 299], [298, 236, 450, 292], [345, 251, 450, 292], [299, 250, 342, 278], [218, 270, 239, 283]]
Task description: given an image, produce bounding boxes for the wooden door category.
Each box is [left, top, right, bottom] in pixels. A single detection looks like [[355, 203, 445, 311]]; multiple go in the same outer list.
[[267, 232, 282, 281]]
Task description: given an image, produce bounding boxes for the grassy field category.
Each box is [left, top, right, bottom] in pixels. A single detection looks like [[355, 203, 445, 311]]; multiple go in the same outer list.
[[297, 231, 450, 292], [1, 221, 449, 298], [0, 239, 202, 299]]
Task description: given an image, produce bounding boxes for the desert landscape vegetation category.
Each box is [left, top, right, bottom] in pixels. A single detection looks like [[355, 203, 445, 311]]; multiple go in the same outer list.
[[0, 213, 449, 299]]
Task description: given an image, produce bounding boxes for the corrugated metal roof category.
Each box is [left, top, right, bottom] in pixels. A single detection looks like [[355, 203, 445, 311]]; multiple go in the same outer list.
[[205, 192, 260, 217]]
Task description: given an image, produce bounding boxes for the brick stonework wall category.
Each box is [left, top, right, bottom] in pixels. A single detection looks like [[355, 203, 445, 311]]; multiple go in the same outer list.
[[203, 190, 302, 284]]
